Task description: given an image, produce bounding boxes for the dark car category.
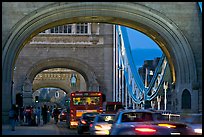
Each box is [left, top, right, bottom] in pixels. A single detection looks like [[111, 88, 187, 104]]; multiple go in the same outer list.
[[59, 109, 68, 122], [109, 109, 195, 135], [89, 113, 116, 135], [51, 107, 62, 118], [109, 123, 173, 135], [77, 112, 99, 134], [179, 113, 202, 135]]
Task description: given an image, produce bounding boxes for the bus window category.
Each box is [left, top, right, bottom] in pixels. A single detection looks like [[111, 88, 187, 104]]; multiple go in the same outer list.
[[69, 91, 103, 129]]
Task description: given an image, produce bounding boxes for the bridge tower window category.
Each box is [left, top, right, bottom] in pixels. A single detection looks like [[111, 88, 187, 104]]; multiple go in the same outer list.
[[76, 23, 88, 34], [55, 91, 59, 98]]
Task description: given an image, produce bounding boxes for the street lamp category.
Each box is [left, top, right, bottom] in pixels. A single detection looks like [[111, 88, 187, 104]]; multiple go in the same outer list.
[[163, 81, 168, 111], [70, 74, 77, 87], [157, 95, 161, 110]]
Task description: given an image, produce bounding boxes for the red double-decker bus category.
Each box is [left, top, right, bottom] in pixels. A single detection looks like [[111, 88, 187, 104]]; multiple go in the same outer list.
[[69, 91, 103, 128]]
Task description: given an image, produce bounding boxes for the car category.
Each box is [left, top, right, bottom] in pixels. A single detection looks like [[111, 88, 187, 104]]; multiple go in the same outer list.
[[109, 109, 195, 135], [51, 107, 62, 118], [89, 113, 116, 135], [59, 109, 68, 122], [179, 113, 202, 135], [77, 112, 99, 134], [109, 123, 173, 135]]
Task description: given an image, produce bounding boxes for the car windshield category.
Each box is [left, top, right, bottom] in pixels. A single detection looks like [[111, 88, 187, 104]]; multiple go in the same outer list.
[[121, 112, 153, 122]]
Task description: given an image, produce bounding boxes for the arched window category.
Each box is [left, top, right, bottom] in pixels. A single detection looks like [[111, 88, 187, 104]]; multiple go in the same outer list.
[[181, 89, 191, 109], [55, 91, 59, 98]]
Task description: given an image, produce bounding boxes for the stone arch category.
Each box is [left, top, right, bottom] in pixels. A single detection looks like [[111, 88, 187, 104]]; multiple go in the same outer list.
[[2, 2, 198, 123], [26, 57, 99, 91], [33, 82, 70, 95], [181, 89, 191, 109]]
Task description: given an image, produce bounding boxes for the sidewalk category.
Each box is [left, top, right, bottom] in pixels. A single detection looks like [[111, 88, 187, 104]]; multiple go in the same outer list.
[[2, 120, 60, 135]]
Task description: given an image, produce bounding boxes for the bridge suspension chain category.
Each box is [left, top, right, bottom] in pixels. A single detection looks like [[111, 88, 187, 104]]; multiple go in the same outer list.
[[117, 25, 168, 105]]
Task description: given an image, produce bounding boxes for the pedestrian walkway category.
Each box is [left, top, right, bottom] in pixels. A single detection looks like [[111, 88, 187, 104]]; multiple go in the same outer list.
[[2, 119, 60, 135]]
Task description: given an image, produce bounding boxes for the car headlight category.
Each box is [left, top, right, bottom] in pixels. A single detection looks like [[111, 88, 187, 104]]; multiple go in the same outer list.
[[194, 128, 202, 134]]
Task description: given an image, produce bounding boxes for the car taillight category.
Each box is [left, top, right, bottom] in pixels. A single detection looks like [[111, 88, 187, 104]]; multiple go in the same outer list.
[[158, 123, 176, 128], [135, 127, 156, 134], [81, 119, 87, 124], [90, 123, 93, 127]]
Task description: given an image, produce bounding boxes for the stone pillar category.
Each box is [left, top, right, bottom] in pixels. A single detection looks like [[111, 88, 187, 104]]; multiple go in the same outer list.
[[22, 77, 33, 106]]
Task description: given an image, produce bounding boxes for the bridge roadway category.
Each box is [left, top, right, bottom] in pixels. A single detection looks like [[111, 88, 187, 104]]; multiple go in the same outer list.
[[2, 118, 78, 135]]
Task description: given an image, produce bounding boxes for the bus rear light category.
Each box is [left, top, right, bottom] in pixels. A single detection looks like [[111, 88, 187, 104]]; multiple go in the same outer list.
[[98, 93, 101, 96], [71, 93, 75, 96], [71, 121, 78, 126], [71, 110, 74, 113], [71, 114, 74, 117]]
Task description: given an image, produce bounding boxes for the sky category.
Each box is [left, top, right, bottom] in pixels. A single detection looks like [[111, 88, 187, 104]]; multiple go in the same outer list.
[[126, 27, 163, 69], [126, 2, 202, 69], [198, 2, 202, 12]]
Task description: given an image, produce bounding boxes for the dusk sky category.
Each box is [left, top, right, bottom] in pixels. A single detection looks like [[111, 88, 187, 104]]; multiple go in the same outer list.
[[126, 27, 163, 69]]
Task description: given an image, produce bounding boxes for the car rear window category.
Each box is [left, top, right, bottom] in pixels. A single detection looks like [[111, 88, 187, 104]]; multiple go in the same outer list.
[[121, 112, 153, 122], [98, 115, 115, 122]]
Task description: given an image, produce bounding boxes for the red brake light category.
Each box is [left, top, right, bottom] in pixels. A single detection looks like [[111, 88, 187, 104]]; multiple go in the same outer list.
[[135, 127, 156, 133], [90, 123, 93, 127], [98, 93, 101, 96], [71, 93, 74, 96]]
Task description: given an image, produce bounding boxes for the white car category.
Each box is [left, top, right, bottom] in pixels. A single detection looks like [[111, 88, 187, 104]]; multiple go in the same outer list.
[[109, 109, 195, 135], [89, 113, 116, 135]]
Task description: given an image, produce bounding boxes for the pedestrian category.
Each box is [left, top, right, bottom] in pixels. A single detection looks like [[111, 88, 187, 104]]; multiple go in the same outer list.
[[35, 106, 41, 126], [30, 106, 37, 126], [53, 106, 60, 124], [41, 104, 48, 125], [47, 106, 51, 123], [9, 104, 17, 131], [19, 106, 24, 125]]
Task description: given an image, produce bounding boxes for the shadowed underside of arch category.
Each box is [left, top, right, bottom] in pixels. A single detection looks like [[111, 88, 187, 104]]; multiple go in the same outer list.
[[2, 2, 198, 121], [26, 57, 98, 91], [3, 2, 197, 88]]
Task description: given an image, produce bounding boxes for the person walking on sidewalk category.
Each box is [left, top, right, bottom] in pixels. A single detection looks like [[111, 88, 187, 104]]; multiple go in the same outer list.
[[35, 106, 41, 126], [53, 106, 60, 124], [42, 104, 48, 125], [9, 104, 17, 131]]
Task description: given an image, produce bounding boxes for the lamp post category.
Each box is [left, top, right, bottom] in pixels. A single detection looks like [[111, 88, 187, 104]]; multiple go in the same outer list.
[[157, 95, 161, 110], [70, 74, 77, 87], [163, 81, 168, 111]]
